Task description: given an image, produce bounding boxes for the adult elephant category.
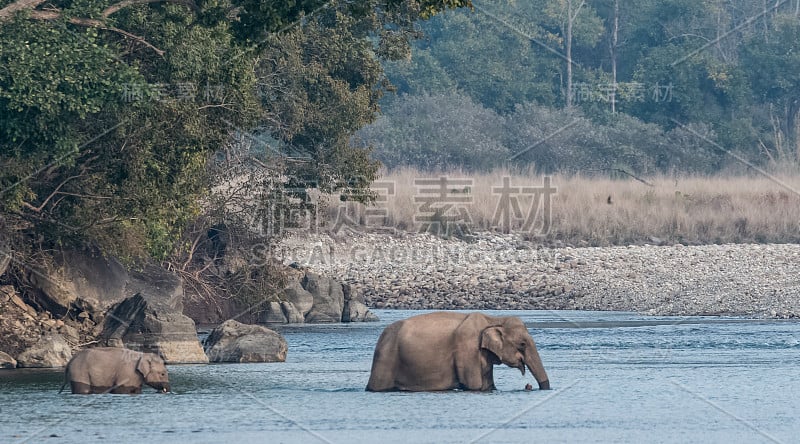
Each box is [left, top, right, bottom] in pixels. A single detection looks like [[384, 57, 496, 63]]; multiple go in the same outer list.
[[61, 348, 170, 394], [366, 312, 550, 392]]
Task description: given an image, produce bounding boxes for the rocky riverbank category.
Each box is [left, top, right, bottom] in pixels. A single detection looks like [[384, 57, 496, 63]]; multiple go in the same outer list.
[[0, 247, 377, 369], [279, 232, 800, 318]]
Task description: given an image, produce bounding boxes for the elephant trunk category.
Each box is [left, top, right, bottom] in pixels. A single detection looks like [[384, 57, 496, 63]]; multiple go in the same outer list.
[[150, 382, 170, 393], [524, 347, 550, 390]]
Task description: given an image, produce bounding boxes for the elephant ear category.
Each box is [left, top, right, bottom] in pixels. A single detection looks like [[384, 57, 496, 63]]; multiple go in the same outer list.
[[136, 355, 151, 378], [480, 326, 504, 360]]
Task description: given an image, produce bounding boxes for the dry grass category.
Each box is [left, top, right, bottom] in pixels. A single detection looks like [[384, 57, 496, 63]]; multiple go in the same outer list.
[[324, 167, 800, 246]]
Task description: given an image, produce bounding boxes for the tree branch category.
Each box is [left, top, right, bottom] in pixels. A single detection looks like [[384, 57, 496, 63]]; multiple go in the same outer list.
[[28, 10, 165, 56], [0, 0, 197, 21], [0, 0, 45, 20], [53, 191, 115, 200], [181, 229, 206, 271], [0, 0, 172, 56], [197, 103, 235, 111], [21, 175, 83, 213]]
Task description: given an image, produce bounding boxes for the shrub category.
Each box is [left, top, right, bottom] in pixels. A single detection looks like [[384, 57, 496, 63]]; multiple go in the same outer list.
[[358, 92, 509, 171]]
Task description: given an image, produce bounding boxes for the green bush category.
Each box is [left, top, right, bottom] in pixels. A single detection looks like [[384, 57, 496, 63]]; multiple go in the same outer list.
[[359, 92, 509, 171]]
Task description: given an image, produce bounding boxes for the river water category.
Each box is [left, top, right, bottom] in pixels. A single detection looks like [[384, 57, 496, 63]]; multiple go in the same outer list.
[[2, 310, 798, 443]]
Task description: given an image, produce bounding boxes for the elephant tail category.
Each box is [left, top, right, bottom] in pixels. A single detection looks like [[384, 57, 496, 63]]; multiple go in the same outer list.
[[59, 367, 69, 393]]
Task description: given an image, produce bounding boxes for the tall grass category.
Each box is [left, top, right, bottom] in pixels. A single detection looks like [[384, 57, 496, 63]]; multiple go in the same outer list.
[[324, 168, 800, 246]]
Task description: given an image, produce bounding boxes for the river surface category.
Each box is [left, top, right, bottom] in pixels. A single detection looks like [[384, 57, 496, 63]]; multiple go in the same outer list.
[[1, 310, 799, 443]]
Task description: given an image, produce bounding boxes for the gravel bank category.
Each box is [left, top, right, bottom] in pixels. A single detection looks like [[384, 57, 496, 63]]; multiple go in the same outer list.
[[278, 232, 800, 318]]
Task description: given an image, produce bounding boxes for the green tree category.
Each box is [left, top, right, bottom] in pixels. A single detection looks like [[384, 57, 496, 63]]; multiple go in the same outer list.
[[384, 0, 607, 112], [382, 49, 457, 96], [385, 6, 561, 113], [359, 92, 508, 170], [0, 0, 472, 262], [539, 0, 604, 107], [741, 14, 800, 163]]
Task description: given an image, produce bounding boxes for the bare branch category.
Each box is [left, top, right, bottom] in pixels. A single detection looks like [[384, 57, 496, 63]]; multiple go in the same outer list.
[[181, 230, 207, 271], [28, 11, 166, 56], [21, 175, 83, 213], [197, 103, 236, 111], [0, 0, 46, 20], [53, 191, 115, 200], [0, 4, 165, 56], [0, 0, 198, 22]]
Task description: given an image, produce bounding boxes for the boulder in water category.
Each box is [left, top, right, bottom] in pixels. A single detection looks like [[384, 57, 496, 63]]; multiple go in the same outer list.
[[204, 320, 287, 363]]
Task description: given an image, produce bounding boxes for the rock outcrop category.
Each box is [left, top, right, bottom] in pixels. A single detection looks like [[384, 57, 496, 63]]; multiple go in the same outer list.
[[0, 285, 88, 365], [258, 269, 378, 324], [342, 284, 379, 322], [260, 301, 288, 324], [0, 351, 16, 369], [204, 320, 287, 363], [280, 301, 305, 323], [302, 272, 345, 323], [100, 293, 208, 364], [256, 299, 305, 324], [0, 246, 375, 366], [16, 334, 72, 368], [3, 249, 207, 364], [23, 251, 183, 318], [283, 279, 314, 317], [184, 267, 378, 325]]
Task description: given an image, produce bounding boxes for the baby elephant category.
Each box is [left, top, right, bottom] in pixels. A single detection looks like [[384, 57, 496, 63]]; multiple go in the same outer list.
[[61, 347, 170, 394]]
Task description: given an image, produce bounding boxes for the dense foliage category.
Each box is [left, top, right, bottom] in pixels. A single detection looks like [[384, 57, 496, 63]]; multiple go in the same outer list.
[[365, 0, 800, 173], [361, 92, 718, 173], [0, 0, 471, 261]]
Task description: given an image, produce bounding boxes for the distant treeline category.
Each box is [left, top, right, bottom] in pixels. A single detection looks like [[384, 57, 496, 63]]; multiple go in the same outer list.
[[359, 93, 719, 173], [359, 0, 800, 174]]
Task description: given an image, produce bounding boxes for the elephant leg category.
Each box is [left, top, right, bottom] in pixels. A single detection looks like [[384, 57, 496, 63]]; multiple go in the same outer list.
[[456, 368, 485, 391], [110, 385, 141, 394], [456, 358, 495, 391], [366, 327, 400, 391], [366, 356, 396, 391], [69, 382, 92, 395]]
